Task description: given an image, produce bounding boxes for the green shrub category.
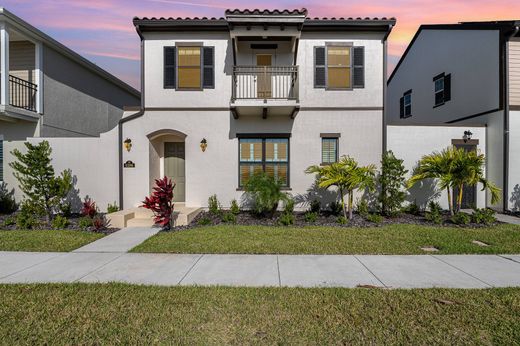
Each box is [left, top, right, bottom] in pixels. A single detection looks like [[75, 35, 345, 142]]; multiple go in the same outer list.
[[378, 151, 408, 216], [471, 208, 496, 225], [51, 215, 69, 229], [197, 216, 212, 226], [16, 212, 37, 229], [244, 173, 288, 216], [328, 201, 343, 216], [309, 199, 321, 214], [304, 211, 318, 223], [59, 202, 72, 217], [278, 212, 294, 226], [221, 212, 237, 224], [0, 182, 18, 214], [283, 198, 294, 214], [78, 216, 93, 230], [3, 216, 16, 227], [230, 199, 240, 215], [208, 194, 222, 215], [107, 202, 119, 214], [428, 201, 442, 213], [357, 199, 369, 217], [425, 202, 443, 224], [404, 201, 421, 216], [336, 216, 347, 225], [451, 212, 470, 225], [366, 213, 383, 224]]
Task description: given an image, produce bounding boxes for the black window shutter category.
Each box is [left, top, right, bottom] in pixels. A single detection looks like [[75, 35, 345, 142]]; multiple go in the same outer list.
[[400, 97, 404, 118], [202, 46, 215, 89], [163, 46, 176, 89], [444, 73, 451, 102], [353, 46, 365, 88], [314, 46, 326, 88]]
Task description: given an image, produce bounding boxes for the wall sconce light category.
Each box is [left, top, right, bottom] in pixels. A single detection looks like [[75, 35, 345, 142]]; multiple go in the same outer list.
[[463, 130, 473, 143], [123, 138, 132, 152], [200, 138, 208, 152]]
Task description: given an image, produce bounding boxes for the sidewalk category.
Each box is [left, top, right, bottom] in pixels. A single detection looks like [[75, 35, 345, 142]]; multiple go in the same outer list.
[[1, 251, 519, 288]]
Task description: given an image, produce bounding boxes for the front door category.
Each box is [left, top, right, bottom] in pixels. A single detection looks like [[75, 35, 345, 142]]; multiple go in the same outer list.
[[256, 54, 272, 98], [453, 143, 477, 209], [164, 142, 185, 202]]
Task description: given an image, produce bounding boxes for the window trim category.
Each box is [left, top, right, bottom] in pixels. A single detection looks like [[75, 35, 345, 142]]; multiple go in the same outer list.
[[433, 72, 445, 107], [237, 134, 291, 188], [176, 45, 203, 91], [402, 89, 412, 118], [320, 136, 339, 166], [325, 44, 353, 90]]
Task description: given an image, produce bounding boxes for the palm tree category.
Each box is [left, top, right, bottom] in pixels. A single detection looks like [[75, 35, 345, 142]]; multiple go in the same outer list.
[[451, 149, 500, 212], [408, 147, 458, 215], [306, 156, 376, 220]]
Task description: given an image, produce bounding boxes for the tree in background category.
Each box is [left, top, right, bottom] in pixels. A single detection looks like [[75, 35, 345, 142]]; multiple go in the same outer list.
[[378, 151, 408, 216], [9, 141, 72, 223]]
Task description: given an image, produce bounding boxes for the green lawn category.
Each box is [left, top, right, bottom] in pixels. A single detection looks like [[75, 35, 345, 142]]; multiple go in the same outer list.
[[0, 230, 104, 252], [132, 224, 520, 254], [0, 284, 519, 344]]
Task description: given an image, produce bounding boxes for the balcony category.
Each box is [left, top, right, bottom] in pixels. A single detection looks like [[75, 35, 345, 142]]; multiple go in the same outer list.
[[9, 75, 37, 112], [231, 65, 299, 119]]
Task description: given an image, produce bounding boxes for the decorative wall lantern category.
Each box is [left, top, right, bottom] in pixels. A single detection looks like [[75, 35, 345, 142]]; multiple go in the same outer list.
[[463, 130, 473, 143], [123, 138, 132, 152], [200, 138, 208, 152]]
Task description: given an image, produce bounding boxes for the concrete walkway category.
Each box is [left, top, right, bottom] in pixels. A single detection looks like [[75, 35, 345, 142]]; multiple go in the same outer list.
[[1, 252, 520, 288], [496, 213, 520, 225], [72, 227, 161, 253]]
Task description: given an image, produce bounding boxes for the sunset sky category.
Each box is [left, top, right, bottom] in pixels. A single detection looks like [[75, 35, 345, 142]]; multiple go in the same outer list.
[[5, 0, 520, 89]]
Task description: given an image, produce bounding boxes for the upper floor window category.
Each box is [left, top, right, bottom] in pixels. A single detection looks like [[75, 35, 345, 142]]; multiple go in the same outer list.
[[400, 90, 412, 118], [314, 45, 364, 89], [433, 73, 451, 106], [163, 45, 214, 90]]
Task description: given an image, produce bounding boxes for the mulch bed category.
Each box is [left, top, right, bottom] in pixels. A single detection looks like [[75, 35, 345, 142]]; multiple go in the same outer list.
[[168, 210, 502, 232], [0, 212, 119, 235]]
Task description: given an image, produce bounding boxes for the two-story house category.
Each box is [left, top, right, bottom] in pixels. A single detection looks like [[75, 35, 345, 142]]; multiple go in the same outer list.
[[387, 21, 520, 211], [0, 8, 140, 183], [119, 9, 395, 210]]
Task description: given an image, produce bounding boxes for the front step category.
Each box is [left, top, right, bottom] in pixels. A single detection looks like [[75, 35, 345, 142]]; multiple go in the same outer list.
[[106, 204, 203, 228]]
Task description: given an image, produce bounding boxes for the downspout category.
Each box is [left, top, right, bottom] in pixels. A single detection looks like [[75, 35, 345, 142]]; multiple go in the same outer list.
[[503, 25, 519, 212], [382, 24, 394, 154], [119, 24, 145, 209]]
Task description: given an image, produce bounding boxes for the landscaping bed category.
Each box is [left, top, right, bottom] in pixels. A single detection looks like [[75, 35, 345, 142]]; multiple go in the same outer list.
[[1, 283, 519, 345]]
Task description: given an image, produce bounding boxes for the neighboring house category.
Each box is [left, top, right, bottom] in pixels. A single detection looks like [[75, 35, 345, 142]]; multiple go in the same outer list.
[[118, 9, 394, 209], [0, 8, 140, 182], [387, 21, 520, 211]]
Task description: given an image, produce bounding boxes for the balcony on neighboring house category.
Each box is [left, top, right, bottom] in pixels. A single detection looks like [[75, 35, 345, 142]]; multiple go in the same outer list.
[[0, 15, 42, 122]]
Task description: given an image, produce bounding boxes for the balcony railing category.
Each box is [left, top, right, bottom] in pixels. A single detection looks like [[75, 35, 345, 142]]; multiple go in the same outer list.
[[232, 65, 298, 101], [9, 75, 38, 112]]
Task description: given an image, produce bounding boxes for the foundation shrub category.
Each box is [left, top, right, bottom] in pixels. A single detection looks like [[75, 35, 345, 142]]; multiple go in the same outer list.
[[471, 208, 497, 225], [0, 182, 18, 214], [51, 215, 69, 229], [78, 217, 93, 230], [451, 212, 471, 225], [142, 177, 175, 230], [304, 211, 318, 223], [107, 202, 119, 214], [309, 199, 321, 214], [244, 173, 288, 217], [197, 216, 212, 226], [230, 199, 240, 215], [221, 212, 237, 224], [328, 202, 343, 216], [81, 198, 98, 218], [208, 195, 222, 216]]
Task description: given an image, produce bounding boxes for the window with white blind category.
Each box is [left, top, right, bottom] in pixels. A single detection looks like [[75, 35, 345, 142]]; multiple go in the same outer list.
[[321, 137, 338, 164], [239, 137, 289, 187]]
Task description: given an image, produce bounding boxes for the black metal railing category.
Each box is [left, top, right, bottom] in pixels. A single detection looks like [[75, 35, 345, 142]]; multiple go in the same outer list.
[[9, 75, 38, 112], [232, 65, 298, 101]]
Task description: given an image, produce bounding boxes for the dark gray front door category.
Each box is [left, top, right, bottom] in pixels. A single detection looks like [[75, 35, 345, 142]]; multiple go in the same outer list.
[[164, 142, 185, 202], [454, 143, 477, 209]]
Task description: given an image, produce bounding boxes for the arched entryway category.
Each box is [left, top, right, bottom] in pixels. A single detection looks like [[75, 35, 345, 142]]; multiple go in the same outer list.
[[147, 129, 187, 202]]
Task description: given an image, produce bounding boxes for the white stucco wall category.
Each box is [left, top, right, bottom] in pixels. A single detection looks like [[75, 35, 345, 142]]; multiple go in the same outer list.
[[509, 110, 520, 211], [387, 125, 487, 210]]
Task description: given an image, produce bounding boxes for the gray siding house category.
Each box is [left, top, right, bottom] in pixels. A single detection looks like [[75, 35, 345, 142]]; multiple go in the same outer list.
[[0, 8, 140, 181], [387, 21, 520, 211]]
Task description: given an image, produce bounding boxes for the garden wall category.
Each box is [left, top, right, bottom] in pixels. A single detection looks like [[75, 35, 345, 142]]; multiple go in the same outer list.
[[387, 125, 487, 210]]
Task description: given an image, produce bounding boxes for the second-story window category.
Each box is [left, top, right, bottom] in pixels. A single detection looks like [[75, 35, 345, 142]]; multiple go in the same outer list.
[[433, 72, 451, 107], [400, 90, 412, 118], [314, 45, 364, 89], [163, 45, 214, 90]]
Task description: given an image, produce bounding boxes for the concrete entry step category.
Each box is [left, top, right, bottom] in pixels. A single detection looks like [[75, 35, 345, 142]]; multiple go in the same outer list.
[[106, 204, 203, 228]]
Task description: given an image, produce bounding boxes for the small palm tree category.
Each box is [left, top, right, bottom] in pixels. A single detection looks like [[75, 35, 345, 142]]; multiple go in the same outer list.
[[306, 156, 376, 220]]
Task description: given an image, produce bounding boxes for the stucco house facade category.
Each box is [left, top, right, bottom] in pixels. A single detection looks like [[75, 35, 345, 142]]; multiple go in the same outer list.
[[387, 21, 520, 212], [114, 9, 395, 211]]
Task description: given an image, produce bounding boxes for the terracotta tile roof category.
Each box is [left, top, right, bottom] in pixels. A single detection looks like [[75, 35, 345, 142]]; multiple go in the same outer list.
[[225, 9, 308, 16]]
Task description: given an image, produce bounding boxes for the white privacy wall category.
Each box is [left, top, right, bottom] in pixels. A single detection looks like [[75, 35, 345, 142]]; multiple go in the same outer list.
[[387, 125, 487, 209], [509, 110, 520, 211]]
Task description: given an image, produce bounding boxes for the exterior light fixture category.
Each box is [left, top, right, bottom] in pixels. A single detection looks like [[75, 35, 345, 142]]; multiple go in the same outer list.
[[200, 138, 208, 152], [123, 138, 132, 152], [463, 131, 473, 143]]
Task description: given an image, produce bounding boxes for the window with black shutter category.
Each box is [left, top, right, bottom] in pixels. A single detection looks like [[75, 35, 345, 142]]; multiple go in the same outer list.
[[163, 46, 176, 89], [314, 45, 364, 89], [352, 46, 365, 88], [202, 46, 215, 89], [314, 47, 326, 88], [433, 72, 451, 106], [400, 90, 412, 118]]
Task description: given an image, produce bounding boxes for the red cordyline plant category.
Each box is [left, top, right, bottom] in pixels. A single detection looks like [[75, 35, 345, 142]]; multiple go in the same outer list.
[[81, 197, 98, 218], [142, 176, 175, 229]]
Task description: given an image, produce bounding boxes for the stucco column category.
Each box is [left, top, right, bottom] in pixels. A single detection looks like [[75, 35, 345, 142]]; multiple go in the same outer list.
[[35, 41, 43, 113], [0, 23, 9, 106]]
